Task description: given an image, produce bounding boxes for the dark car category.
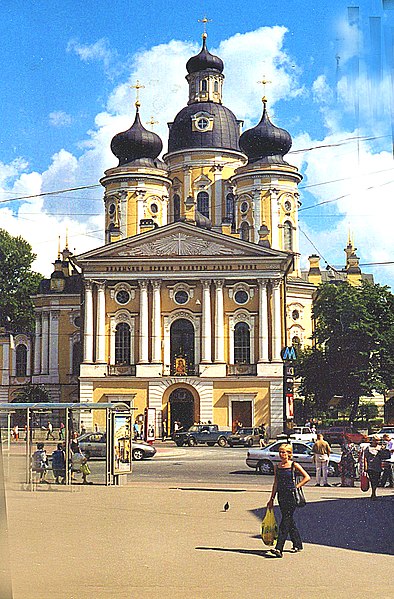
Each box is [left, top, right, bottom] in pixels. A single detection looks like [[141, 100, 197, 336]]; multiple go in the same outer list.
[[78, 432, 156, 461], [228, 427, 265, 447], [318, 426, 368, 445], [173, 424, 232, 447]]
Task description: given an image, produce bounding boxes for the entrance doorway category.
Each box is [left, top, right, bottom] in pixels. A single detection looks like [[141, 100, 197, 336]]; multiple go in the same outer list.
[[170, 319, 195, 375], [232, 401, 252, 430], [169, 388, 195, 433]]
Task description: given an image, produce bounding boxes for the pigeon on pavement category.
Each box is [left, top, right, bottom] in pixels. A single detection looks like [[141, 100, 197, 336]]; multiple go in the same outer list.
[[223, 501, 229, 512]]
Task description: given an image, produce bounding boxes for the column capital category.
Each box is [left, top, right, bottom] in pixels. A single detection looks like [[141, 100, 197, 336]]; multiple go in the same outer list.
[[96, 281, 106, 291], [258, 279, 269, 289], [213, 279, 224, 289], [201, 279, 212, 289], [84, 280, 93, 291], [270, 278, 282, 289], [138, 280, 148, 290], [50, 311, 60, 321], [151, 280, 161, 290]]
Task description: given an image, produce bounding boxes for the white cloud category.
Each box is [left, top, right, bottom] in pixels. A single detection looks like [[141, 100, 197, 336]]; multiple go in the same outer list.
[[49, 111, 72, 127]]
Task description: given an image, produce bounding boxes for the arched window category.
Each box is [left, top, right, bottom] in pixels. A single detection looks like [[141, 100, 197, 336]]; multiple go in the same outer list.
[[240, 221, 250, 241], [115, 323, 131, 364], [197, 191, 209, 218], [292, 336, 301, 348], [214, 80, 219, 93], [15, 344, 27, 377], [226, 193, 235, 221], [201, 79, 208, 92], [234, 322, 251, 364], [173, 194, 181, 222], [72, 341, 82, 375], [283, 221, 293, 251]]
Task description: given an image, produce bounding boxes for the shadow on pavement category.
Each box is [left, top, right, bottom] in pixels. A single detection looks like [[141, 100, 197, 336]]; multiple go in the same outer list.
[[251, 495, 394, 556], [195, 546, 273, 558]]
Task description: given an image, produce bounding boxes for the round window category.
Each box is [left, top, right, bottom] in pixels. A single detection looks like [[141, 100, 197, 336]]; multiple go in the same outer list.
[[116, 290, 130, 305], [150, 203, 158, 214], [292, 309, 300, 321], [174, 290, 189, 305], [74, 316, 81, 328], [240, 201, 248, 213], [109, 203, 116, 216], [234, 290, 249, 304], [197, 117, 209, 131]]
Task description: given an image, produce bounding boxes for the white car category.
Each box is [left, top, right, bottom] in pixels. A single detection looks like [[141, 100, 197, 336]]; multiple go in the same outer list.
[[277, 427, 317, 443]]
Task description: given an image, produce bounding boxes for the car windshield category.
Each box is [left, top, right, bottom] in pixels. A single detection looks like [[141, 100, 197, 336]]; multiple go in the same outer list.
[[379, 428, 394, 434], [238, 428, 253, 434], [188, 426, 199, 432]]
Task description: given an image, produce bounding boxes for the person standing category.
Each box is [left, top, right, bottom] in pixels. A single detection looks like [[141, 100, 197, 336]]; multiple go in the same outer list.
[[51, 443, 66, 484], [312, 433, 331, 487], [267, 444, 310, 557], [58, 422, 65, 440], [162, 420, 167, 442], [380, 433, 394, 488], [364, 435, 384, 500], [32, 443, 49, 483]]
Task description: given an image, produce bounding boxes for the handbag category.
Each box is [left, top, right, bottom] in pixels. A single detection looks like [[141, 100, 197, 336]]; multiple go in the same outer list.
[[360, 472, 370, 492], [292, 463, 307, 508], [261, 508, 278, 546]]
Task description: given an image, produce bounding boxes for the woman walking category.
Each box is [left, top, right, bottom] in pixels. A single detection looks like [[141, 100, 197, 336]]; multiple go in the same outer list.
[[267, 443, 310, 557], [364, 435, 384, 500]]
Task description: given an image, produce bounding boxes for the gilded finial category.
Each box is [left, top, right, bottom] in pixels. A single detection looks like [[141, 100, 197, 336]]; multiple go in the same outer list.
[[57, 236, 61, 259], [146, 116, 159, 129], [257, 77, 272, 103], [130, 80, 145, 109], [65, 227, 69, 250], [198, 16, 212, 39]]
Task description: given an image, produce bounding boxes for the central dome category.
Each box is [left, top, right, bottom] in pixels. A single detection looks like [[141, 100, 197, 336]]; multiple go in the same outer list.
[[168, 102, 241, 153], [186, 36, 224, 74]]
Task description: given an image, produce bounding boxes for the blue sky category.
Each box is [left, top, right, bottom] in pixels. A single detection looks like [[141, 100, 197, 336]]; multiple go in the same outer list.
[[0, 0, 393, 289]]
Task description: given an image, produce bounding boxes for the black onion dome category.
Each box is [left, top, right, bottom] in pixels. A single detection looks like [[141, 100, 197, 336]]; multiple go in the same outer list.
[[186, 36, 224, 74], [168, 102, 241, 153], [239, 102, 292, 164], [111, 107, 163, 166]]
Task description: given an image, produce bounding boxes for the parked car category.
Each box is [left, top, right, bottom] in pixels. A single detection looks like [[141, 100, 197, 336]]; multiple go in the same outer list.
[[277, 427, 317, 442], [77, 432, 156, 461], [228, 427, 265, 447], [317, 426, 368, 445], [173, 424, 232, 447], [246, 440, 341, 476]]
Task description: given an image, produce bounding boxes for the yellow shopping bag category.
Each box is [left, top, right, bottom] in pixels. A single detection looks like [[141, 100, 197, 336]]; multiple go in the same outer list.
[[261, 508, 278, 546]]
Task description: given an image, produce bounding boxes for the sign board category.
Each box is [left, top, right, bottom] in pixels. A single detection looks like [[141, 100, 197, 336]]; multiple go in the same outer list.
[[281, 346, 297, 361], [113, 412, 132, 474], [144, 407, 156, 443]]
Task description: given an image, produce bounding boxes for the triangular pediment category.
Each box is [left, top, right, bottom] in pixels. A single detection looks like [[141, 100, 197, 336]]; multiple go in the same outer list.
[[75, 222, 290, 262]]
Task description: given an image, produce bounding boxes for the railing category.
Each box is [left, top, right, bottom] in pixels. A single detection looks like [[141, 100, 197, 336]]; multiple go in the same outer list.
[[107, 364, 136, 376], [227, 363, 257, 376]]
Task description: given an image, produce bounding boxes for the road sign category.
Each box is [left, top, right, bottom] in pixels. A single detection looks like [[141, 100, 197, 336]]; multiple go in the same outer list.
[[281, 346, 297, 361]]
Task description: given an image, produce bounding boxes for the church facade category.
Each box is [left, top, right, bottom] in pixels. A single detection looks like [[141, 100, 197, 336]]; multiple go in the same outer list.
[[0, 34, 373, 434]]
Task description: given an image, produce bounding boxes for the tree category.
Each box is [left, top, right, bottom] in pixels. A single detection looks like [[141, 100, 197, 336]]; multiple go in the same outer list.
[[14, 383, 50, 403], [296, 281, 394, 423], [0, 229, 42, 332]]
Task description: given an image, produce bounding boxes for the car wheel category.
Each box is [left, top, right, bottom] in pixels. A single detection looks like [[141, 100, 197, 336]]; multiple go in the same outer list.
[[328, 461, 339, 477], [217, 437, 227, 447], [257, 460, 274, 475], [188, 437, 197, 447], [207, 442, 215, 446], [247, 438, 253, 447], [175, 441, 184, 447], [132, 448, 144, 461]]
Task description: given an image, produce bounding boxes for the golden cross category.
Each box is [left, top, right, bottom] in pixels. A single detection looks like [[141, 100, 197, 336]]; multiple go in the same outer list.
[[198, 16, 212, 38], [130, 80, 145, 107], [257, 77, 272, 102], [146, 116, 159, 129]]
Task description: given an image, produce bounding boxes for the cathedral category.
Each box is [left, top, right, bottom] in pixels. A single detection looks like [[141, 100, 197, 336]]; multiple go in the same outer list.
[[0, 34, 371, 436]]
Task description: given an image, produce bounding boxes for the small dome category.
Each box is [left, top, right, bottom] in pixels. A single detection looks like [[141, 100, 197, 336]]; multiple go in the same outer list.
[[186, 36, 224, 74], [239, 101, 292, 164], [111, 106, 163, 166]]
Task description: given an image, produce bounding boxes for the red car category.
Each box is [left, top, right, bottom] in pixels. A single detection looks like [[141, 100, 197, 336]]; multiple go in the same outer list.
[[318, 426, 368, 445]]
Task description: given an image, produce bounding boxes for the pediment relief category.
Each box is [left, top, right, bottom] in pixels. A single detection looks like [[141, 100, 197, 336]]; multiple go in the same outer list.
[[116, 232, 242, 257]]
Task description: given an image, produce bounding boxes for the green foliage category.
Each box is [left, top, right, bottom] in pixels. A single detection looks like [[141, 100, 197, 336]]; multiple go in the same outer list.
[[355, 402, 379, 422], [0, 229, 42, 332], [14, 383, 50, 403], [297, 281, 394, 421]]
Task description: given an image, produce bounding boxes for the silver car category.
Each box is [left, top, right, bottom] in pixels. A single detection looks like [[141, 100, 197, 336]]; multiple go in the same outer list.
[[246, 440, 340, 476], [78, 432, 156, 461]]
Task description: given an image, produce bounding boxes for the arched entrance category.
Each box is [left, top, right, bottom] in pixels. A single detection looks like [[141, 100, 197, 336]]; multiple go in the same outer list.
[[169, 387, 195, 433], [170, 318, 195, 375]]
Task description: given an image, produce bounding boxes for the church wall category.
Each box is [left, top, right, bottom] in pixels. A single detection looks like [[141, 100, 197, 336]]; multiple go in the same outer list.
[[212, 381, 270, 428]]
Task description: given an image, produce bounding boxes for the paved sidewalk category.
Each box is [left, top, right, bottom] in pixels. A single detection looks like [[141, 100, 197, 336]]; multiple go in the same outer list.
[[2, 457, 393, 599]]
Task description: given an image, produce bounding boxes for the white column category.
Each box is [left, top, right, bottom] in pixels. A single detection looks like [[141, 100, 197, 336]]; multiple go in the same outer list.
[[214, 280, 225, 362], [139, 281, 149, 363], [271, 279, 282, 360], [96, 282, 106, 363], [152, 280, 162, 363], [201, 280, 212, 363], [258, 279, 269, 362], [83, 281, 94, 363], [33, 315, 41, 374], [49, 311, 59, 378], [41, 311, 49, 374]]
